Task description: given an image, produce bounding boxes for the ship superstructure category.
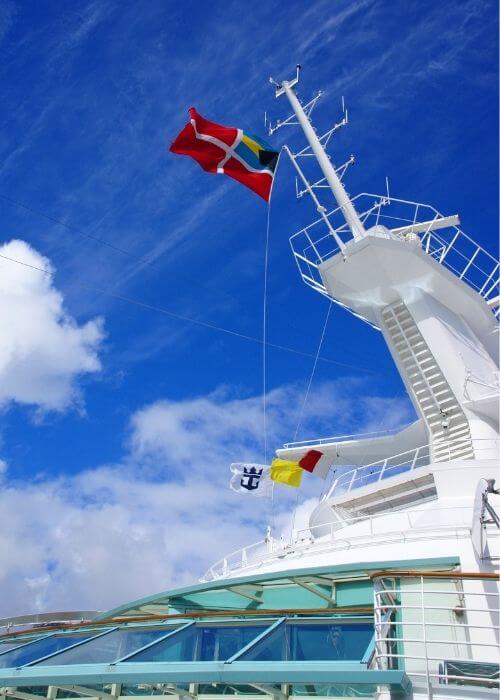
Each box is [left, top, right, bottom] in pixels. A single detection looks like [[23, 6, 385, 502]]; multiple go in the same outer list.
[[0, 68, 498, 700]]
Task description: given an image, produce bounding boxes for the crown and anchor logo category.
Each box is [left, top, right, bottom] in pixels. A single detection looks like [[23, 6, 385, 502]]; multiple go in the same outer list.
[[240, 466, 264, 491]]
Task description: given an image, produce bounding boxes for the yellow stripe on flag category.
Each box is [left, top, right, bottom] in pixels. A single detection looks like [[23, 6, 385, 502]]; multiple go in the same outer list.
[[270, 459, 303, 488], [241, 133, 263, 157]]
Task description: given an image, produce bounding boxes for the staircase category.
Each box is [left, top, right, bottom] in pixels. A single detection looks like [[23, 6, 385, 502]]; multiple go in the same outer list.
[[382, 301, 474, 462]]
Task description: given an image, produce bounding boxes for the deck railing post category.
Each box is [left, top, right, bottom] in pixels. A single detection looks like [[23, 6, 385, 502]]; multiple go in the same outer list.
[[379, 458, 388, 481], [348, 468, 357, 492], [420, 575, 432, 697], [411, 446, 419, 469]]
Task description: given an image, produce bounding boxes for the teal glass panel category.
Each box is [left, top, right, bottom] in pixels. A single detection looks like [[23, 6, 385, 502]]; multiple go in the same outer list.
[[0, 641, 32, 655], [121, 684, 188, 696], [0, 633, 96, 668], [241, 622, 373, 661], [124, 624, 267, 662], [57, 686, 110, 698], [197, 685, 275, 695], [36, 627, 179, 665], [290, 684, 376, 697], [11, 688, 48, 697]]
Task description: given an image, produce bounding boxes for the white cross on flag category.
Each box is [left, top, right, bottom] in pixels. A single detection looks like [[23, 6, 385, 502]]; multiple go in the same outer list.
[[229, 463, 273, 497]]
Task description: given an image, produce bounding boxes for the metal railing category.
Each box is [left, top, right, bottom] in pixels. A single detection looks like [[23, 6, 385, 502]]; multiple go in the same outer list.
[[0, 611, 100, 635], [372, 571, 500, 692], [202, 506, 473, 582], [290, 193, 499, 319], [322, 438, 499, 502], [283, 426, 402, 450], [203, 439, 499, 581], [322, 443, 432, 502]]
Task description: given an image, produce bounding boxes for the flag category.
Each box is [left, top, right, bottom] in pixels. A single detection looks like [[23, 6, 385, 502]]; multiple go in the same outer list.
[[230, 463, 273, 497], [270, 459, 304, 488], [297, 449, 324, 473], [170, 108, 279, 201], [270, 449, 329, 488], [297, 449, 331, 479]]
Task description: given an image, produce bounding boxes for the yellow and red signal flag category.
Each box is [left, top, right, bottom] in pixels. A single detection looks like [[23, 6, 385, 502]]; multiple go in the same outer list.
[[270, 449, 326, 488], [170, 108, 279, 202]]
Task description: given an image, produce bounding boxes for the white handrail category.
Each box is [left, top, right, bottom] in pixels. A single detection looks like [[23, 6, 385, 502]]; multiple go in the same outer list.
[[323, 438, 500, 502], [290, 193, 499, 319], [202, 505, 473, 582], [283, 426, 402, 449], [324, 443, 431, 501], [373, 572, 500, 690]]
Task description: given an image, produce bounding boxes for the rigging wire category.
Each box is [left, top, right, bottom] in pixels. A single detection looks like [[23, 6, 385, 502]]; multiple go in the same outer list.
[[290, 298, 333, 539], [0, 193, 145, 262], [0, 250, 374, 373], [293, 299, 333, 441]]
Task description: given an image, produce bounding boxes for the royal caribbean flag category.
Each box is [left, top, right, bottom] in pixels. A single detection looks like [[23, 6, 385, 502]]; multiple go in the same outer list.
[[170, 108, 279, 201], [230, 463, 273, 497]]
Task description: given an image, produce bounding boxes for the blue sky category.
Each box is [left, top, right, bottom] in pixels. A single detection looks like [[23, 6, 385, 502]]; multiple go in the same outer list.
[[0, 0, 497, 615]]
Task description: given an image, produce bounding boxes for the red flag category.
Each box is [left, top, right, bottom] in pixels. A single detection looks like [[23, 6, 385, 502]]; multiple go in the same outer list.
[[298, 449, 324, 473], [170, 108, 279, 202]]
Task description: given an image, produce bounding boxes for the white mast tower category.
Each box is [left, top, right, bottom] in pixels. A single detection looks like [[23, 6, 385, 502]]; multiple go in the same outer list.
[[269, 66, 499, 547]]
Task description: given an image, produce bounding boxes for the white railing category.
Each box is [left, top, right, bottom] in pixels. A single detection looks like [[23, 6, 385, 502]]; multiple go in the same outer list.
[[373, 571, 500, 692], [0, 610, 100, 635], [323, 443, 432, 502], [294, 505, 472, 542], [290, 193, 499, 319], [203, 439, 500, 581], [283, 426, 402, 450], [322, 438, 499, 502], [201, 506, 473, 582]]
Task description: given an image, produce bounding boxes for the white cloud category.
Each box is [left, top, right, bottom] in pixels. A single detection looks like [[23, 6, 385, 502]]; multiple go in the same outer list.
[[0, 381, 412, 617], [129, 380, 369, 469], [0, 240, 103, 412]]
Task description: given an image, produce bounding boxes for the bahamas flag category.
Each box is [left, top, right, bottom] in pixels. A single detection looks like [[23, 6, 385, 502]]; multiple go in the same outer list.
[[170, 107, 279, 201]]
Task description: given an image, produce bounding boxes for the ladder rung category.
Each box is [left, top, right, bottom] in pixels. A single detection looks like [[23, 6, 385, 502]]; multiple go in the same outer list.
[[415, 388, 433, 396], [433, 427, 470, 440], [433, 389, 454, 399]]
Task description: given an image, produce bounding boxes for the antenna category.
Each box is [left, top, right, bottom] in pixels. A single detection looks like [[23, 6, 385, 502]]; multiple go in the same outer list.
[[269, 66, 366, 241], [272, 64, 301, 97]]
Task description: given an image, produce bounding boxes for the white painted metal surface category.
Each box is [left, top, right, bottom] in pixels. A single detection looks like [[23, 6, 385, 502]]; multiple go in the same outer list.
[[278, 80, 366, 242], [373, 572, 500, 694], [207, 73, 500, 697]]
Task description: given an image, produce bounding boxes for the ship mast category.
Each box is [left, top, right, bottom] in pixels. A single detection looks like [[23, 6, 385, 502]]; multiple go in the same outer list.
[[271, 65, 366, 242], [270, 65, 499, 471]]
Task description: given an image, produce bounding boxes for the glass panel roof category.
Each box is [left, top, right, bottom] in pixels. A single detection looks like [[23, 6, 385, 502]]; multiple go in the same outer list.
[[240, 622, 373, 661], [36, 627, 180, 666], [0, 640, 32, 655], [124, 624, 268, 663], [0, 633, 98, 669], [290, 684, 377, 697], [99, 570, 374, 620]]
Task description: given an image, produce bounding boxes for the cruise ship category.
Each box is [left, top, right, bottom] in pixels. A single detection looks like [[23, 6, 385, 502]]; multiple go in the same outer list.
[[1, 67, 498, 699]]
